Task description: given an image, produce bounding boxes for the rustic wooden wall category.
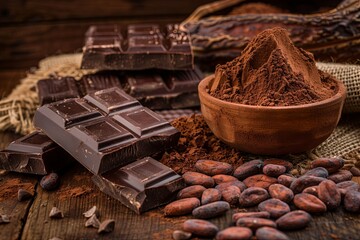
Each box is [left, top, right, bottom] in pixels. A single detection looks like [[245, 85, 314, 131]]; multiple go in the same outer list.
[[0, 0, 212, 70]]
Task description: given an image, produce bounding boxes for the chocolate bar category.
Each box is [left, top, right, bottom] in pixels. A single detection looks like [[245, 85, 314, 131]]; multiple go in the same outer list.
[[0, 131, 73, 175], [34, 87, 179, 174], [81, 24, 193, 70], [92, 156, 185, 214], [37, 68, 202, 109]]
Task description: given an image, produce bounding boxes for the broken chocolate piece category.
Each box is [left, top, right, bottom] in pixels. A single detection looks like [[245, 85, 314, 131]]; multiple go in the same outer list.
[[34, 87, 179, 174], [83, 206, 100, 218], [0, 131, 73, 175], [49, 207, 64, 219], [81, 24, 193, 70], [17, 189, 33, 202], [92, 157, 185, 214], [98, 219, 115, 234], [85, 214, 101, 228], [0, 215, 10, 224]]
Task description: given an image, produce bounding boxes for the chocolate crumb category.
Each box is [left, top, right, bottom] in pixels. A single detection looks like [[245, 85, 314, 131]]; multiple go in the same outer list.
[[85, 214, 100, 228], [49, 207, 64, 219], [98, 219, 115, 234], [83, 206, 99, 218], [0, 215, 10, 224], [17, 188, 33, 202]]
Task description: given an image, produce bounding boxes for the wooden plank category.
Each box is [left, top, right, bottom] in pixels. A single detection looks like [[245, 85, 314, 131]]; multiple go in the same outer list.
[[0, 17, 185, 70], [0, 0, 211, 24]]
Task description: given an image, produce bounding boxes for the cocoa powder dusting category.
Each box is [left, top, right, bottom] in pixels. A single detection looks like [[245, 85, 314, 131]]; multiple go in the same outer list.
[[160, 114, 245, 174], [211, 27, 338, 106], [0, 178, 34, 202]]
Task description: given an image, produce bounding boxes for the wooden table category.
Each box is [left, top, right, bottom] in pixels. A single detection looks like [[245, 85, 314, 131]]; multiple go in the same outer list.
[[1, 71, 359, 240]]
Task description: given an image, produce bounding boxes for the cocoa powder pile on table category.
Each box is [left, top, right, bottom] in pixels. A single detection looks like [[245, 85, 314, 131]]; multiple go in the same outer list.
[[160, 114, 245, 174], [210, 27, 338, 106]]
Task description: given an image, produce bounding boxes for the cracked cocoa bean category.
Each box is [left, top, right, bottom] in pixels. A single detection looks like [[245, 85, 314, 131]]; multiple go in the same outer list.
[[293, 193, 327, 214], [239, 187, 269, 207], [268, 184, 294, 203], [328, 170, 353, 183], [276, 210, 312, 230], [221, 186, 241, 205], [304, 167, 329, 178], [264, 158, 293, 172], [290, 176, 326, 193], [195, 160, 233, 176], [311, 158, 345, 174], [344, 190, 360, 212], [216, 227, 253, 240], [183, 219, 219, 237], [182, 171, 215, 188], [216, 180, 246, 192], [243, 174, 277, 190], [277, 175, 296, 188], [233, 159, 263, 180], [236, 217, 276, 230], [201, 188, 222, 205], [256, 227, 289, 240], [232, 211, 270, 222], [164, 198, 200, 216], [317, 180, 341, 210], [258, 199, 290, 219], [192, 201, 230, 219], [177, 185, 206, 199], [263, 164, 286, 178], [212, 174, 238, 184]]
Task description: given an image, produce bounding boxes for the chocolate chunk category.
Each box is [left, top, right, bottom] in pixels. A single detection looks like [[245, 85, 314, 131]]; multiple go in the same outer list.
[[92, 157, 185, 214], [37, 77, 80, 105], [98, 219, 115, 234], [81, 24, 193, 70], [34, 87, 180, 174], [49, 207, 64, 219], [0, 131, 73, 175], [85, 214, 101, 228], [0, 215, 10, 224], [17, 189, 33, 202], [83, 206, 100, 218], [40, 173, 60, 191]]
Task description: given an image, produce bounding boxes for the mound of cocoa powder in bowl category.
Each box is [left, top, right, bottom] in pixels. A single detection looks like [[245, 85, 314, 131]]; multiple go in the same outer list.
[[210, 27, 338, 106]]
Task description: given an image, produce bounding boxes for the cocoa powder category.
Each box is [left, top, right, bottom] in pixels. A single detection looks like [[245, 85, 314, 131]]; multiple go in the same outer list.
[[210, 27, 338, 106]]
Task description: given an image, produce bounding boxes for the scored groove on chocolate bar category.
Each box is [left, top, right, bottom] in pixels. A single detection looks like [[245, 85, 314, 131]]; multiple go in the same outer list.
[[81, 24, 193, 70], [34, 87, 179, 174]]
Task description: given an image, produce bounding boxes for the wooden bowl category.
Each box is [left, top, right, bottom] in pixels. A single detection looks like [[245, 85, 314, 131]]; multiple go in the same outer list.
[[198, 75, 347, 155]]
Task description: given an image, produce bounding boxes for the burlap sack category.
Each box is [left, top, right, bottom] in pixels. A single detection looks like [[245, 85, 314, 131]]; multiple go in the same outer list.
[[0, 54, 359, 170]]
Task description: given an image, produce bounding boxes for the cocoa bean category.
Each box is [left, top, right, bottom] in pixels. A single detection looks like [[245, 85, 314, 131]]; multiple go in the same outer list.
[[232, 212, 270, 222], [201, 188, 222, 205], [216, 227, 253, 240], [256, 227, 289, 240], [236, 217, 276, 230], [233, 159, 263, 180], [302, 186, 319, 197], [221, 186, 241, 205], [182, 171, 215, 188], [183, 219, 219, 237], [172, 230, 192, 240], [328, 170, 353, 183], [216, 180, 246, 192], [258, 199, 290, 219], [293, 193, 327, 214], [304, 167, 329, 178], [192, 201, 230, 219], [164, 198, 200, 216], [239, 187, 269, 207], [290, 176, 326, 193], [264, 158, 293, 172], [263, 164, 286, 178], [277, 175, 296, 188], [212, 174, 238, 184], [276, 210, 312, 230], [177, 185, 206, 199], [336, 181, 360, 197], [268, 184, 294, 203], [195, 160, 233, 176], [344, 190, 360, 212], [311, 158, 345, 174], [317, 180, 341, 210], [350, 167, 360, 176], [243, 174, 277, 190]]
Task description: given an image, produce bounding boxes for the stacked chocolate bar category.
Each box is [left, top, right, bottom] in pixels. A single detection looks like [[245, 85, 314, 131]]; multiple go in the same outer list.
[[1, 23, 204, 214]]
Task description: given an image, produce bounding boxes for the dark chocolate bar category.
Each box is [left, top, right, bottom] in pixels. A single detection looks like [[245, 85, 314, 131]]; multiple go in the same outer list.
[[34, 87, 179, 174], [37, 68, 202, 109], [92, 156, 185, 214], [81, 24, 193, 70], [0, 131, 73, 175]]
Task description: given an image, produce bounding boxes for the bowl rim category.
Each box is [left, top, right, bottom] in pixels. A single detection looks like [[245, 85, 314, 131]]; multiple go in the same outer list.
[[199, 74, 347, 110]]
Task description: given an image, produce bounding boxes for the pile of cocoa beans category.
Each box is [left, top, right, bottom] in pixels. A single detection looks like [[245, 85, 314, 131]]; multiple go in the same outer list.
[[164, 158, 360, 240]]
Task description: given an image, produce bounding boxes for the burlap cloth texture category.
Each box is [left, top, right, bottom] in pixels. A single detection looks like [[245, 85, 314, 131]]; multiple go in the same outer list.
[[0, 54, 359, 172]]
